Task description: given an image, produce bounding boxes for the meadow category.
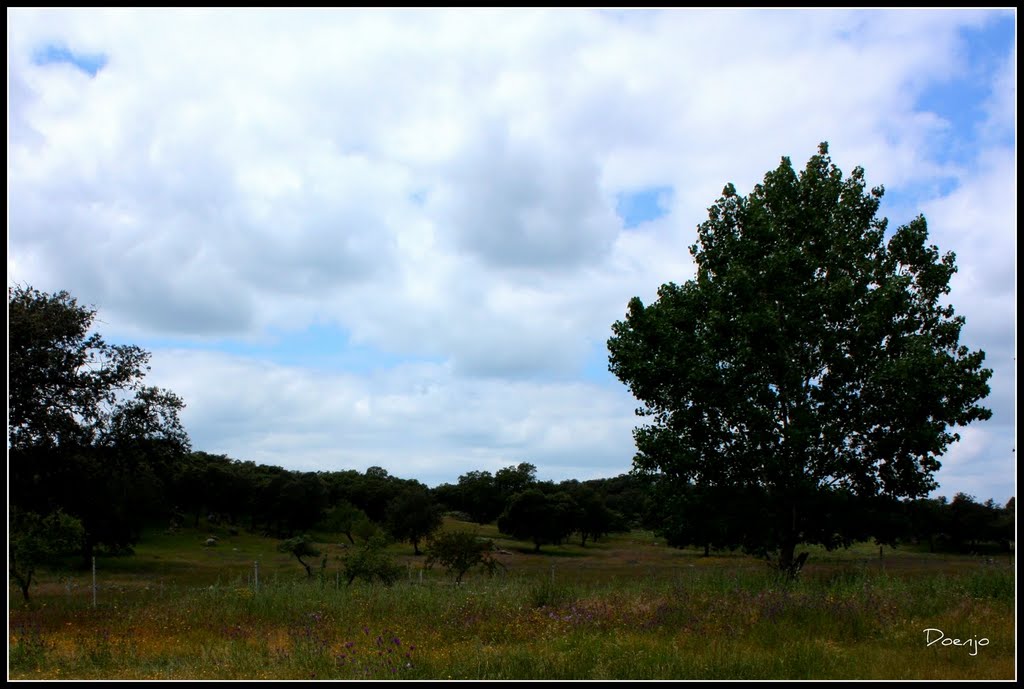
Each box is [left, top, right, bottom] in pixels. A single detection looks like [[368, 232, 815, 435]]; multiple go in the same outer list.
[[8, 519, 1016, 680]]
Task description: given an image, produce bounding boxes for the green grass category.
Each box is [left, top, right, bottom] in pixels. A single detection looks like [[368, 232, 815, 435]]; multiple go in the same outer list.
[[8, 522, 1015, 680]]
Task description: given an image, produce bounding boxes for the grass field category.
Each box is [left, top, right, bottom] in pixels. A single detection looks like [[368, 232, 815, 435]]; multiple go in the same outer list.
[[8, 519, 1016, 680]]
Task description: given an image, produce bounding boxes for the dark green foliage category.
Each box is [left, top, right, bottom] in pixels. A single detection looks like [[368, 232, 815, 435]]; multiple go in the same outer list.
[[497, 489, 578, 551], [946, 493, 996, 552], [386, 486, 444, 555], [277, 535, 323, 578], [347, 466, 416, 524], [451, 470, 503, 524], [931, 493, 1013, 553], [9, 508, 85, 602], [995, 497, 1015, 550], [171, 452, 254, 528], [607, 144, 993, 576], [265, 472, 329, 537], [434, 463, 539, 527], [563, 484, 623, 546], [8, 286, 190, 565], [495, 462, 538, 502], [648, 480, 739, 556], [317, 500, 370, 545], [424, 530, 504, 583], [341, 536, 404, 586], [584, 473, 655, 529], [905, 495, 951, 552]]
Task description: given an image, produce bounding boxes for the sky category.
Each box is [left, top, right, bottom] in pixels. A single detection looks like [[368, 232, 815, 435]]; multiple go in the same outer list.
[[7, 9, 1017, 503]]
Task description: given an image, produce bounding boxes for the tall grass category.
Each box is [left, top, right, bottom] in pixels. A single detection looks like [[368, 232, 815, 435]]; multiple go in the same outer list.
[[9, 561, 1014, 680], [9, 524, 1015, 679]]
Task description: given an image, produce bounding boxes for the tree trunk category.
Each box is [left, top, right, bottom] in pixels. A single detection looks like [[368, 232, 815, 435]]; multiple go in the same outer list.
[[778, 539, 796, 574], [11, 566, 32, 602], [777, 540, 809, 579], [776, 503, 809, 579]]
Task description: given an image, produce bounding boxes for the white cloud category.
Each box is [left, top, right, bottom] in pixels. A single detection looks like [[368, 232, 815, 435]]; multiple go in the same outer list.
[[7, 8, 1015, 501], [147, 349, 638, 485]]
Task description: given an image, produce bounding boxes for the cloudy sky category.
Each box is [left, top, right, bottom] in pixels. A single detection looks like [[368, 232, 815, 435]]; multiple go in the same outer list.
[[7, 9, 1016, 503]]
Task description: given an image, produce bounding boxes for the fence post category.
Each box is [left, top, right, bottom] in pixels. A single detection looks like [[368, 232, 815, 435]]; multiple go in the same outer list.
[[92, 556, 97, 608], [254, 560, 259, 594]]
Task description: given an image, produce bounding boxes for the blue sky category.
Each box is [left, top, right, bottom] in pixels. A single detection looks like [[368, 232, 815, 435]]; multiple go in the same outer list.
[[31, 41, 108, 77], [7, 8, 1016, 503]]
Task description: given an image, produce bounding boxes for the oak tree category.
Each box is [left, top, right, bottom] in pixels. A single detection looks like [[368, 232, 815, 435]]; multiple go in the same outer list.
[[9, 286, 190, 564], [607, 144, 992, 576]]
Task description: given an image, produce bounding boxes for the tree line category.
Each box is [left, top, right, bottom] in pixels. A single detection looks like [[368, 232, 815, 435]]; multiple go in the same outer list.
[[155, 450, 1024, 559]]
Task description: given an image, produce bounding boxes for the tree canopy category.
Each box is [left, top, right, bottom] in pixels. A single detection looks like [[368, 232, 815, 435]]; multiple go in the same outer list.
[[9, 285, 191, 565], [385, 486, 444, 555], [607, 143, 993, 576], [497, 488, 577, 552]]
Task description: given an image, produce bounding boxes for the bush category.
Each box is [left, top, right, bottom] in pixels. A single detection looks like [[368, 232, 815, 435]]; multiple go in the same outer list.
[[425, 530, 504, 583], [342, 536, 404, 586]]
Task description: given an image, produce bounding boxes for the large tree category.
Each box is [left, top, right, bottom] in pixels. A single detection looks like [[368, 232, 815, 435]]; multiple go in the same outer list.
[[607, 144, 992, 576], [9, 285, 191, 564], [453, 470, 503, 524], [497, 489, 577, 552], [385, 485, 444, 555]]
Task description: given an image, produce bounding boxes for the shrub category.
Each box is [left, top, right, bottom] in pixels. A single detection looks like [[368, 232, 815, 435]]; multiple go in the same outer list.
[[425, 530, 504, 583], [342, 536, 404, 586]]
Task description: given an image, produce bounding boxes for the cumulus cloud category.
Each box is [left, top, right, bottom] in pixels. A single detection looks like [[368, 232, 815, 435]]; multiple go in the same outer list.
[[7, 9, 1015, 499], [148, 350, 638, 485], [430, 121, 619, 270]]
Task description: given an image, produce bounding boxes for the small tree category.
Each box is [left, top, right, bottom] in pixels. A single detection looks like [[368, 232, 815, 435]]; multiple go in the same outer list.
[[277, 535, 322, 578], [317, 500, 369, 545], [425, 530, 504, 583], [341, 536, 404, 586], [9, 508, 84, 602]]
